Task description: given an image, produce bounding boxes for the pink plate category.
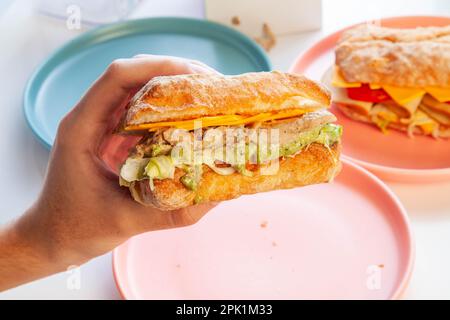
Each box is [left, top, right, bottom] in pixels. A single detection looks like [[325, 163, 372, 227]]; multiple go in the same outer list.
[[113, 159, 414, 300], [290, 16, 450, 183]]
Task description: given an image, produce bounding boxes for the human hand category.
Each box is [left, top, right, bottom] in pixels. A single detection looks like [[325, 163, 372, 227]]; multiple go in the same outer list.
[[0, 56, 219, 290]]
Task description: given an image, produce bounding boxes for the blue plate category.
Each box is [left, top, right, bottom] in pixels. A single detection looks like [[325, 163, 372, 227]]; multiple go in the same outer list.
[[24, 17, 272, 149]]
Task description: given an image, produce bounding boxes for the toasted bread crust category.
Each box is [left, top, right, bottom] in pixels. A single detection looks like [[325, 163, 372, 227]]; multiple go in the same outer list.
[[335, 24, 450, 87], [129, 143, 341, 210], [122, 71, 331, 127]]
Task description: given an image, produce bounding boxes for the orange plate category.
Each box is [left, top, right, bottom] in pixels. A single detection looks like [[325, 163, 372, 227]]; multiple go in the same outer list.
[[290, 16, 450, 183]]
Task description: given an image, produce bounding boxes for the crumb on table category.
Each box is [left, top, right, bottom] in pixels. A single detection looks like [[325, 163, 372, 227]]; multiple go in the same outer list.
[[254, 23, 276, 52], [231, 16, 240, 26]]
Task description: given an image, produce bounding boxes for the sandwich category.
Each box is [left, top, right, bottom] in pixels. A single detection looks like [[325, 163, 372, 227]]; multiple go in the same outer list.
[[324, 24, 450, 138], [117, 71, 342, 210]]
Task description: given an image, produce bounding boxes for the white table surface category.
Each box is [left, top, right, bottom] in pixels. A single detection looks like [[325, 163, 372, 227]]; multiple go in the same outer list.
[[1, 0, 450, 300]]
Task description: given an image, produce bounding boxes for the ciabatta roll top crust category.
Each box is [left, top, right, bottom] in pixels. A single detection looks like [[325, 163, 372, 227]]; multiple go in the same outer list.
[[123, 71, 331, 126], [339, 24, 450, 43], [336, 24, 450, 87]]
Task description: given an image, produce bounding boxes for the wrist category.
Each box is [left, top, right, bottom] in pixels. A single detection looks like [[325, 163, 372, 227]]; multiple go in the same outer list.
[[12, 205, 91, 271], [0, 214, 73, 291]]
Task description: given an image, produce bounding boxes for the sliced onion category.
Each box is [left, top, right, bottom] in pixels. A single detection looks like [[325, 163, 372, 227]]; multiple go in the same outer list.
[[120, 158, 150, 182], [432, 126, 440, 139], [407, 123, 416, 138], [145, 155, 175, 179]]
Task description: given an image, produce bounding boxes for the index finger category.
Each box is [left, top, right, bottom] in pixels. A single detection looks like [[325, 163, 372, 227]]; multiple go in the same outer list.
[[74, 56, 218, 126]]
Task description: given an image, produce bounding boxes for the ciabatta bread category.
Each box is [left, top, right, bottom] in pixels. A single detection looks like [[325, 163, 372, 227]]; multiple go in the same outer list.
[[336, 24, 450, 87], [121, 71, 331, 126]]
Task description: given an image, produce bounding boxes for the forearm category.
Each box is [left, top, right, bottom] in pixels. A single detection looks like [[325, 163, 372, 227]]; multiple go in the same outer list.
[[0, 207, 81, 292], [0, 57, 217, 292]]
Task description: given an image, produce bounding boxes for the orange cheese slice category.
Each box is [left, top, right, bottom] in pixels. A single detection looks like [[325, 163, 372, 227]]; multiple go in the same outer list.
[[125, 115, 242, 131], [331, 66, 362, 88], [382, 85, 426, 107], [124, 109, 312, 132], [331, 65, 450, 104], [425, 86, 450, 103], [235, 109, 312, 124], [369, 84, 382, 90]]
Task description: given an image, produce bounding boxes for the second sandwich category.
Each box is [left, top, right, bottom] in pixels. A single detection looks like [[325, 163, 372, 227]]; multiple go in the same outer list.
[[326, 24, 450, 138]]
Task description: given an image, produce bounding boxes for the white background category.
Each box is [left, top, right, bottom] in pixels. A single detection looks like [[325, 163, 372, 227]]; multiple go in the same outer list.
[[0, 0, 450, 299]]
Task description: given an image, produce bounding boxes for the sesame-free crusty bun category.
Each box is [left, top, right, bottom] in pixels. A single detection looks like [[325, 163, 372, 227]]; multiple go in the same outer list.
[[120, 71, 331, 127], [336, 24, 450, 87], [128, 143, 341, 211]]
